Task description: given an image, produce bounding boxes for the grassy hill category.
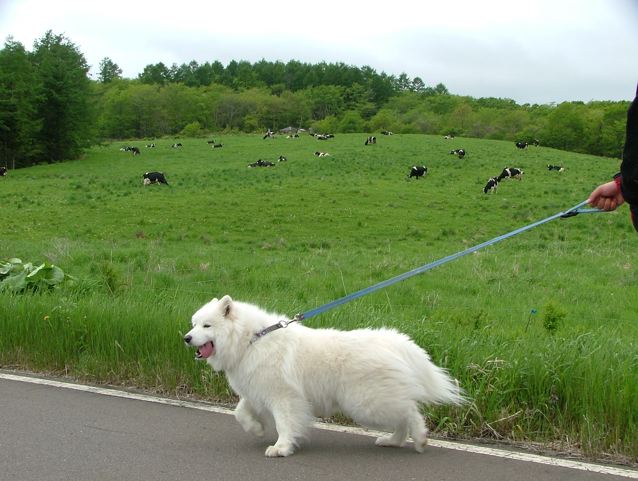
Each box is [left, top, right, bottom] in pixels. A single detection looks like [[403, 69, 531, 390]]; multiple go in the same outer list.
[[1, 133, 636, 462]]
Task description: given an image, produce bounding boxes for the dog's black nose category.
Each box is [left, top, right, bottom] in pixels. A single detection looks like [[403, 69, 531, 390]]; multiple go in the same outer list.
[[184, 335, 192, 344]]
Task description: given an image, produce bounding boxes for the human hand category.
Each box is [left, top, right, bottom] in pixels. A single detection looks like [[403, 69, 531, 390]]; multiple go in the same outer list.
[[587, 180, 625, 211]]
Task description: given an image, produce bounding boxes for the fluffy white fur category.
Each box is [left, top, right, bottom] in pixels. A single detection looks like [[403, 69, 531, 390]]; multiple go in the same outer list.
[[184, 295, 464, 457]]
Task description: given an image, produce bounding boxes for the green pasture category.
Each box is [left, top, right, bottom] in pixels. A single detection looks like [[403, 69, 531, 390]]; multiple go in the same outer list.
[[1, 133, 636, 462]]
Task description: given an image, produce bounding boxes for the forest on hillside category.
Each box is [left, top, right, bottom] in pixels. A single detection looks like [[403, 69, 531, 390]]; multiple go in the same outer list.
[[0, 31, 631, 169]]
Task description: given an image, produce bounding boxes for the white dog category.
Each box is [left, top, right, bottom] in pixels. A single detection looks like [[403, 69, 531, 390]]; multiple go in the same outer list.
[[184, 295, 464, 457]]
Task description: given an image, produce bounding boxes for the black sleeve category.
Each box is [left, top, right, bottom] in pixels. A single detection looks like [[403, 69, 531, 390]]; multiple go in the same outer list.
[[620, 84, 638, 204]]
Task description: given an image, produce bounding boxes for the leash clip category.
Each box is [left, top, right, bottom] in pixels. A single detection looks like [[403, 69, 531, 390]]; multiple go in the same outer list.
[[560, 210, 579, 219]]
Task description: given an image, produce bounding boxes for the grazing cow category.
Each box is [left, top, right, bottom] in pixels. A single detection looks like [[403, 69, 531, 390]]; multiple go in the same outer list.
[[532, 139, 541, 147], [142, 171, 169, 185], [408, 165, 428, 179], [146, 143, 156, 148], [248, 159, 275, 168], [0, 167, 7, 176], [120, 146, 133, 152], [171, 143, 183, 148], [365, 136, 377, 145], [381, 130, 393, 135], [515, 141, 528, 149], [483, 177, 499, 194], [131, 147, 141, 156], [547, 164, 564, 172], [444, 135, 455, 140], [497, 167, 524, 181], [263, 130, 275, 139], [212, 143, 223, 148], [314, 151, 330, 157], [278, 155, 287, 162], [450, 148, 466, 159]]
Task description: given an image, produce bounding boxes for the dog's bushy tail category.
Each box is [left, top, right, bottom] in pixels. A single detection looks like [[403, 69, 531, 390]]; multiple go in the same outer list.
[[402, 338, 466, 406]]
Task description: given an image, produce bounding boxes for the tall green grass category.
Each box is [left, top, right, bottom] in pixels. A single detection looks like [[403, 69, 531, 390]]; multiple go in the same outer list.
[[1, 134, 636, 462]]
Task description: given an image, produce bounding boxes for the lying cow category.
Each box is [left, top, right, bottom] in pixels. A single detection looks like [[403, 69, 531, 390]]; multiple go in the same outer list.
[[515, 141, 528, 149], [0, 167, 7, 176], [248, 159, 275, 168], [381, 130, 393, 135], [143, 171, 169, 185], [314, 151, 330, 157], [314, 133, 334, 140], [547, 164, 564, 172], [171, 143, 183, 148], [498, 167, 524, 181], [450, 148, 465, 159], [365, 136, 377, 145], [483, 177, 499, 194], [278, 155, 287, 162], [408, 165, 428, 179]]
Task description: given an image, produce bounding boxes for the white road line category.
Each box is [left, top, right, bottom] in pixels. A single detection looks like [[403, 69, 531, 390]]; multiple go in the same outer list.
[[2, 372, 637, 479]]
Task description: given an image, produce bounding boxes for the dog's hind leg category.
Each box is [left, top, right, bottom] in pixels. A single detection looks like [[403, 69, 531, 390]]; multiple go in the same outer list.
[[407, 406, 428, 453], [374, 423, 409, 449], [235, 398, 265, 437], [374, 404, 427, 452]]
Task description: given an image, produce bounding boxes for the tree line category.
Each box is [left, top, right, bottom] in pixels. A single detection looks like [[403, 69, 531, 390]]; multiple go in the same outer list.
[[0, 32, 630, 169]]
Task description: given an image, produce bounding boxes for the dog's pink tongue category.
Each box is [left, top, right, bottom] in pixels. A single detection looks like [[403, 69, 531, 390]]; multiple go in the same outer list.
[[198, 341, 214, 359]]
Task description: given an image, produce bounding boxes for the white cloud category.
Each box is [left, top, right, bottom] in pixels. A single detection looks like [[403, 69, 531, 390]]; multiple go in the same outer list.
[[1, 0, 636, 104]]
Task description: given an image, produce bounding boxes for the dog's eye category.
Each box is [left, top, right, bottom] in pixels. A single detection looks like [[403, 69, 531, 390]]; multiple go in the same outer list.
[[203, 324, 211, 328]]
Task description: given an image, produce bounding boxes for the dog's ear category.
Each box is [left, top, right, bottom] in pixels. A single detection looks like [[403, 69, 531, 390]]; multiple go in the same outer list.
[[219, 295, 233, 317]]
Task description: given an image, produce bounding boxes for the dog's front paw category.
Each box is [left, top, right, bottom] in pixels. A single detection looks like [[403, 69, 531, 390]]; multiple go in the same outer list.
[[239, 417, 264, 437], [265, 443, 294, 457]]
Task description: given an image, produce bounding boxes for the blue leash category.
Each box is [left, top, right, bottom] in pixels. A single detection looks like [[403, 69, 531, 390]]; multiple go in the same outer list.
[[293, 200, 605, 322]]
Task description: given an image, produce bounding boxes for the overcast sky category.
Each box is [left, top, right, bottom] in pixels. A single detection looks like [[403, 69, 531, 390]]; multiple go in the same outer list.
[[1, 0, 637, 105]]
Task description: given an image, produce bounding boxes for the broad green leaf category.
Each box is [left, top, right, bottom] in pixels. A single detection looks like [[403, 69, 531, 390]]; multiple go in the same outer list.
[[0, 271, 27, 292]]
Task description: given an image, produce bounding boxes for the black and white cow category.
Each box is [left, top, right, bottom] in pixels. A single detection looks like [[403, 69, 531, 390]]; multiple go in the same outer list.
[[408, 165, 428, 179], [278, 155, 287, 162], [248, 159, 275, 168], [450, 148, 466, 159], [0, 167, 7, 176], [143, 171, 169, 185], [444, 135, 455, 140], [483, 177, 499, 194], [206, 139, 216, 144], [263, 130, 275, 139], [314, 151, 330, 157], [211, 143, 223, 148], [131, 147, 141, 156], [547, 164, 564, 172], [365, 136, 377, 145], [314, 133, 334, 140], [171, 143, 183, 148], [381, 130, 393, 135], [146, 143, 156, 148], [515, 141, 528, 149], [498, 167, 524, 181]]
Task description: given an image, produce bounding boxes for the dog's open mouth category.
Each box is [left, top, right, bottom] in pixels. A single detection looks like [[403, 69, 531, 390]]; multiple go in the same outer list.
[[195, 341, 215, 360]]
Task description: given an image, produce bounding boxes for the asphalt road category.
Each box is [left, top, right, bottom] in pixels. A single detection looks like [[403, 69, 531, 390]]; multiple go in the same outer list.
[[1, 374, 636, 481]]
